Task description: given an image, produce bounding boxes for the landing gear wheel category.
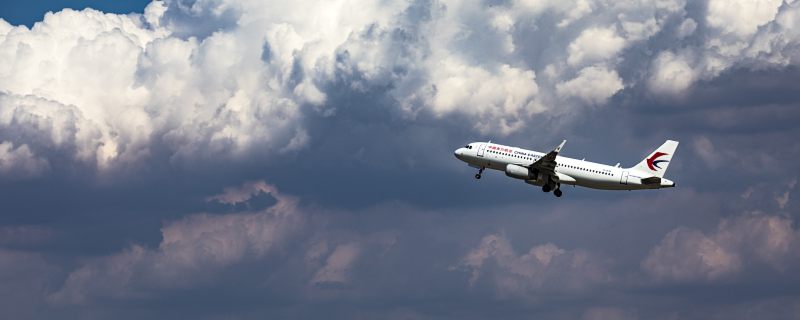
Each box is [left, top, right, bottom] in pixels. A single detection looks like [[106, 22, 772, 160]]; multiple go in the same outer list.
[[554, 189, 563, 197], [542, 185, 551, 193], [475, 167, 485, 180]]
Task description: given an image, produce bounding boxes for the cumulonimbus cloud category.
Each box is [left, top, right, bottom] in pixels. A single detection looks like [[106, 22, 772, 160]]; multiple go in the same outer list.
[[2, 0, 800, 177]]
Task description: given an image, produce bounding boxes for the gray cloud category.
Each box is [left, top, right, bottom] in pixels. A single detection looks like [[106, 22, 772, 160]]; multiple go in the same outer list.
[[2, 0, 800, 319], [458, 233, 612, 297], [49, 181, 304, 305], [0, 141, 49, 178], [643, 212, 800, 282], [0, 248, 57, 319]]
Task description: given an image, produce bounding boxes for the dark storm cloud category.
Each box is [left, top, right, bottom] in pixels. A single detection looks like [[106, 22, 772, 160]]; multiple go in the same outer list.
[[1, 0, 800, 319]]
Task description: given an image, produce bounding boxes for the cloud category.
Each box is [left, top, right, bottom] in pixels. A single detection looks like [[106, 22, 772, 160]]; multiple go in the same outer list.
[[0, 225, 54, 247], [205, 180, 280, 205], [3, 1, 800, 317], [50, 180, 304, 305], [44, 180, 641, 311], [3, 0, 800, 177], [692, 135, 720, 169], [675, 18, 697, 38], [556, 66, 624, 105], [706, 0, 783, 37], [47, 180, 395, 308], [0, 141, 49, 178], [311, 242, 361, 287], [0, 249, 56, 319], [642, 213, 800, 282], [0, 3, 306, 173], [649, 0, 800, 96], [775, 178, 796, 209], [567, 27, 626, 67], [420, 61, 541, 135], [648, 51, 696, 95], [582, 307, 638, 320], [457, 233, 611, 297], [642, 227, 742, 281]]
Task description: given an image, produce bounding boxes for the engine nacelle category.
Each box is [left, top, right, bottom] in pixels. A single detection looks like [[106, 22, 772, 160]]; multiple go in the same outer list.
[[505, 164, 535, 180]]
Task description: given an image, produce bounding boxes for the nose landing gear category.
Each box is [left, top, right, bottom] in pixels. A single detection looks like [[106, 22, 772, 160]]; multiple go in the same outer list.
[[475, 167, 485, 179]]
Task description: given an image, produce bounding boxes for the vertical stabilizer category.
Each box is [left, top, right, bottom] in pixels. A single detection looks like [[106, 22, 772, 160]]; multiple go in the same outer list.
[[631, 140, 679, 178]]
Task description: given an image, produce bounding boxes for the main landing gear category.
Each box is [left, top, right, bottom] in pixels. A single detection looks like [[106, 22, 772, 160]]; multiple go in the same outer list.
[[542, 183, 563, 197], [475, 167, 485, 179]]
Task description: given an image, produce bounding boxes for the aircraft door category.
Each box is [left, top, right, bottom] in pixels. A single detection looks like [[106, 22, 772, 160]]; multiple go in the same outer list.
[[477, 143, 486, 157], [621, 171, 629, 184]]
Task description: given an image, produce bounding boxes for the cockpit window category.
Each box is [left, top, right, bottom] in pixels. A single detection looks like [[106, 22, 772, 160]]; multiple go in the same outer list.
[[464, 145, 473, 149]]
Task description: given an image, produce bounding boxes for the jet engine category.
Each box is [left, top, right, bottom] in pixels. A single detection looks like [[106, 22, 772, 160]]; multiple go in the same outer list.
[[505, 164, 535, 180]]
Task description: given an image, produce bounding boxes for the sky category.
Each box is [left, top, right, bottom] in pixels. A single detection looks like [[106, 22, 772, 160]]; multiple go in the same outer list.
[[1, 0, 800, 319]]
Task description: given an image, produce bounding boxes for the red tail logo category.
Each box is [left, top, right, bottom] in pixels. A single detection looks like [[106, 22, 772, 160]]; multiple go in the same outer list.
[[646, 152, 669, 171]]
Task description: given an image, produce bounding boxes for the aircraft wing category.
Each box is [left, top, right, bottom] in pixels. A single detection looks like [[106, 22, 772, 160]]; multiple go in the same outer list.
[[529, 140, 566, 176]]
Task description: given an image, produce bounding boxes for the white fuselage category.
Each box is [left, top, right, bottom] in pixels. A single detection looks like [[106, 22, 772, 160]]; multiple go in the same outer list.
[[454, 142, 675, 191]]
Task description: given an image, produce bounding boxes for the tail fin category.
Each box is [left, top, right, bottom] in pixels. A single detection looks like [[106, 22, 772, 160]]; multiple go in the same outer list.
[[631, 140, 679, 178]]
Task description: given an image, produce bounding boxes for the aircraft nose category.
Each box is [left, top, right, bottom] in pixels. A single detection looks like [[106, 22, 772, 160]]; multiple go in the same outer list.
[[454, 148, 464, 159]]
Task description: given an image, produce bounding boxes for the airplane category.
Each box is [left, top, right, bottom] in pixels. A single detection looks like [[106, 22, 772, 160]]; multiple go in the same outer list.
[[453, 140, 678, 197]]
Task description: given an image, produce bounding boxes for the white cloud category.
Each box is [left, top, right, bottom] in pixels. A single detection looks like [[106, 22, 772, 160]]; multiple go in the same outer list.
[[0, 3, 314, 172], [648, 51, 696, 95], [642, 213, 800, 282], [4, 0, 800, 174], [746, 3, 800, 66], [557, 0, 594, 28], [638, 1, 800, 97], [621, 17, 660, 41], [675, 18, 697, 38], [556, 66, 624, 105], [567, 27, 626, 67], [707, 0, 784, 37], [421, 60, 541, 135]]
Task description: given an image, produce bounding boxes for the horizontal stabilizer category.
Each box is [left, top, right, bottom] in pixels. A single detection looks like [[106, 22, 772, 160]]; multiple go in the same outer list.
[[641, 176, 661, 185]]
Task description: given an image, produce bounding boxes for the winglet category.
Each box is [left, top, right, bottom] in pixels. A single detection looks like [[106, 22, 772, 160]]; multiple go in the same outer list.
[[554, 140, 566, 153]]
